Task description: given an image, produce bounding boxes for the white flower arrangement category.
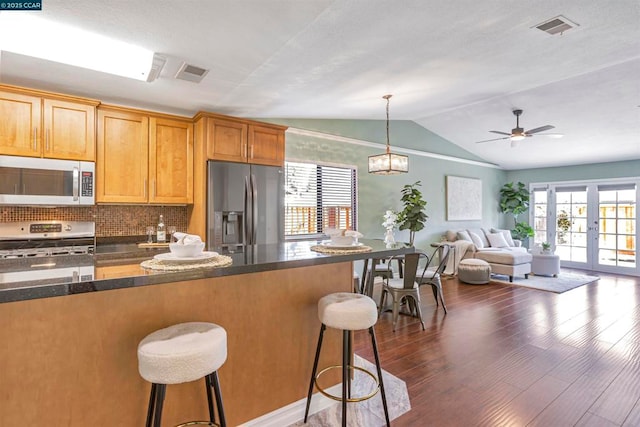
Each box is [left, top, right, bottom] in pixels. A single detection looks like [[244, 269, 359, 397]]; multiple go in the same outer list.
[[382, 210, 398, 231]]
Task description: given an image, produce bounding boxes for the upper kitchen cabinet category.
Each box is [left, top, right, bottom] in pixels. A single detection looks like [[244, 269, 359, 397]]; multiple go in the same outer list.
[[194, 112, 287, 167], [148, 116, 193, 204], [0, 85, 98, 161], [204, 117, 248, 163], [96, 105, 193, 205], [248, 124, 285, 166]]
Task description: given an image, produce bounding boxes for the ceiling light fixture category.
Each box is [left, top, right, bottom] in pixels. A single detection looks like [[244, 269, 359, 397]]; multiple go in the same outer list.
[[368, 94, 408, 175], [0, 13, 157, 81]]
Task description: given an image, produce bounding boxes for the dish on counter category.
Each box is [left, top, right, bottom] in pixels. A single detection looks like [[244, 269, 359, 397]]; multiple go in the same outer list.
[[320, 241, 364, 249], [153, 251, 219, 263]]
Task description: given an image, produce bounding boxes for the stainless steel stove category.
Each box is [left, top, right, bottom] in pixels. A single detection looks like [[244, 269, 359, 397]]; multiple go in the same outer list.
[[0, 221, 95, 259], [0, 221, 95, 288]]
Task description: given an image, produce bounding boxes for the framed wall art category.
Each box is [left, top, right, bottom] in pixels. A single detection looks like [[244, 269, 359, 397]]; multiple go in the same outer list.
[[446, 175, 482, 221]]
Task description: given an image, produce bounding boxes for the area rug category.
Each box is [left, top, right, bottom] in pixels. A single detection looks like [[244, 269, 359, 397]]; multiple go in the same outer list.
[[490, 271, 600, 293]]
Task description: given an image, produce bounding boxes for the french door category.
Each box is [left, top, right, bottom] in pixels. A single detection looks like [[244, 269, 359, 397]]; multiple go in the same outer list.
[[531, 180, 638, 276]]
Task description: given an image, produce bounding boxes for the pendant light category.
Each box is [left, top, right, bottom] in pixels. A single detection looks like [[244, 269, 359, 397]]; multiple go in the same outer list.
[[368, 94, 409, 175]]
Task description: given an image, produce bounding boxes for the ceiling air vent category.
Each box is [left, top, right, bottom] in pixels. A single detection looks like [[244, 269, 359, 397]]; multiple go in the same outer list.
[[534, 15, 579, 35], [175, 62, 209, 83]]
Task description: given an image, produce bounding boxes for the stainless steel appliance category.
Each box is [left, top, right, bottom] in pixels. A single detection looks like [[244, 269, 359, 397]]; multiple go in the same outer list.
[[207, 161, 284, 252], [0, 155, 95, 205], [0, 221, 95, 287]]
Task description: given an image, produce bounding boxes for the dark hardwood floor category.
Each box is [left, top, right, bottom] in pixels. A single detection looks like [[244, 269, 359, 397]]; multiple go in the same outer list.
[[354, 269, 640, 426]]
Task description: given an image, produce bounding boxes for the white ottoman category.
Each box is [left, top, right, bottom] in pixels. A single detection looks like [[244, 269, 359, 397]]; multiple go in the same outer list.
[[531, 253, 561, 277], [458, 259, 491, 284]]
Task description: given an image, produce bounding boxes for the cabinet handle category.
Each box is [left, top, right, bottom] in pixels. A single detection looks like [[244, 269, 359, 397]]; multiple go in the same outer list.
[[153, 180, 156, 198], [144, 179, 147, 198], [46, 129, 50, 151], [250, 145, 254, 159], [242, 143, 246, 159], [33, 127, 37, 151]]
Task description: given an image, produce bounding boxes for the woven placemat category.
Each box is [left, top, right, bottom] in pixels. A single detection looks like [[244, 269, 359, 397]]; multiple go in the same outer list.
[[140, 255, 233, 271], [310, 245, 372, 255]]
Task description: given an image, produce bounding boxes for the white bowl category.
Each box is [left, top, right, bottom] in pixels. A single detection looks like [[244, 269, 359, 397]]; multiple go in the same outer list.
[[331, 235, 354, 246], [169, 241, 205, 258]]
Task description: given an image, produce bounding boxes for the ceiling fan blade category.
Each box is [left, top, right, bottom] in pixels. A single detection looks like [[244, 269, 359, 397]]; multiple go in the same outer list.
[[525, 125, 555, 135], [489, 130, 511, 136], [475, 136, 509, 144]]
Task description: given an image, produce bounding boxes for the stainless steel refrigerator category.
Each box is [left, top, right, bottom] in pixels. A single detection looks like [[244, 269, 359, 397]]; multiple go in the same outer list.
[[207, 161, 284, 253]]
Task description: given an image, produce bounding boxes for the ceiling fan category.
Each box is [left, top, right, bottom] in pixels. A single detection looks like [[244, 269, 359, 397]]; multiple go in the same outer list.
[[475, 109, 557, 145]]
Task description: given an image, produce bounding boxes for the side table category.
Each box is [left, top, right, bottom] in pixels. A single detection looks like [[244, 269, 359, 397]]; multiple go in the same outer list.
[[531, 253, 561, 277]]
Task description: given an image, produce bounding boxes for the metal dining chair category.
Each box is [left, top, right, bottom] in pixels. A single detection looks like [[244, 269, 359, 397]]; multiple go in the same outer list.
[[418, 245, 450, 314], [378, 251, 429, 331]]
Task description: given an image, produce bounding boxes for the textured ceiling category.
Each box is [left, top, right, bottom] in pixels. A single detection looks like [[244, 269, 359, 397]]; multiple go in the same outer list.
[[1, 0, 638, 169]]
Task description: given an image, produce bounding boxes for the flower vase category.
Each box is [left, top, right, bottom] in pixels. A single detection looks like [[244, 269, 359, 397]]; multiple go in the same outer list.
[[384, 228, 395, 246]]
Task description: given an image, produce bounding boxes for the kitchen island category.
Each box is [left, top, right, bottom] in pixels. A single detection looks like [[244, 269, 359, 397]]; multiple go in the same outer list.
[[0, 239, 412, 426]]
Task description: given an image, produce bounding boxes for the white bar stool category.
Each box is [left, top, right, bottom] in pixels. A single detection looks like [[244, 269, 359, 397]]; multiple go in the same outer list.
[[137, 322, 227, 427], [303, 292, 390, 427]]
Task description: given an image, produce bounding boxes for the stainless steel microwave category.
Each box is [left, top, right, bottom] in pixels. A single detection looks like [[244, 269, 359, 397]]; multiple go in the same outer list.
[[0, 155, 95, 206]]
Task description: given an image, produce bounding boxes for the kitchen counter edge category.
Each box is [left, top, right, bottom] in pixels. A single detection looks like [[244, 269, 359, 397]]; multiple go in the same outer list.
[[0, 240, 414, 304]]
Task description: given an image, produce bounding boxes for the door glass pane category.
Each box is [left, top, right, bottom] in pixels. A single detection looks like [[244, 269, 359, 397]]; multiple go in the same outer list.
[[598, 185, 636, 268], [532, 189, 548, 247], [555, 189, 588, 262]]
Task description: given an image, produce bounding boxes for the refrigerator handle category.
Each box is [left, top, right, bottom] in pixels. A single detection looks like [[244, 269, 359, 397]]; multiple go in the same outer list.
[[251, 174, 258, 245], [244, 176, 251, 245]]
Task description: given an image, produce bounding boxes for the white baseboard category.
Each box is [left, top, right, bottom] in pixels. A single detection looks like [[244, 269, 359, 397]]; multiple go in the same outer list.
[[239, 383, 341, 427]]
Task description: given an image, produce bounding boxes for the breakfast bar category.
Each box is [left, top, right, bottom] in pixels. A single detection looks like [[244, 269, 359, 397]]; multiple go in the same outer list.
[[0, 239, 412, 426]]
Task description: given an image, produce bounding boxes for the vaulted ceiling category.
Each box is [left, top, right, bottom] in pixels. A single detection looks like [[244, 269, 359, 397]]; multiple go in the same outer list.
[[1, 0, 638, 170]]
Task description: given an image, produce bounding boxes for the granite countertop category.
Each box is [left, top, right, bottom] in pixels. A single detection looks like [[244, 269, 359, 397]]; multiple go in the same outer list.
[[0, 239, 413, 304]]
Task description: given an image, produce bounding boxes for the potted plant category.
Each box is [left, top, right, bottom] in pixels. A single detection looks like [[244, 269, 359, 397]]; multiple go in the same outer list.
[[499, 182, 534, 244], [541, 242, 552, 254], [397, 181, 428, 246]]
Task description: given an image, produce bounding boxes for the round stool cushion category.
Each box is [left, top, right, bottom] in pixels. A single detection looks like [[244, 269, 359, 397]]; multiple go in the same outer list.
[[318, 292, 378, 331], [138, 322, 227, 385], [458, 259, 491, 285]]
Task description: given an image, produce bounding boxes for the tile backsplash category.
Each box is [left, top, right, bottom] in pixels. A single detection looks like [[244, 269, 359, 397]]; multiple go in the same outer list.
[[0, 205, 188, 237]]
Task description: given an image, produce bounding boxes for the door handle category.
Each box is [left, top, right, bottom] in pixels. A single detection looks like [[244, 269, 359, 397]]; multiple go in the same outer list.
[[251, 174, 257, 245], [72, 167, 79, 201], [244, 176, 251, 245]]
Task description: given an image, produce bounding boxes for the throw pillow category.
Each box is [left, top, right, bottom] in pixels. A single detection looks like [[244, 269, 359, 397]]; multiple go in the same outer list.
[[491, 228, 516, 247], [456, 230, 472, 242], [487, 232, 509, 248], [467, 230, 484, 249]]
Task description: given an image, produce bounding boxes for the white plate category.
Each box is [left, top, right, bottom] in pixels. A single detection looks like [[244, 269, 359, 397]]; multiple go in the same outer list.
[[320, 241, 364, 250], [154, 251, 219, 263]]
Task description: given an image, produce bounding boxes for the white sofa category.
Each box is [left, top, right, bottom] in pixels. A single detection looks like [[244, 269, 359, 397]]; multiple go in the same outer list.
[[443, 227, 532, 282]]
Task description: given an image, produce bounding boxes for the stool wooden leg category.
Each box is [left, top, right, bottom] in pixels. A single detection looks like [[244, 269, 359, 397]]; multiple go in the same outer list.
[[145, 383, 157, 427], [304, 324, 326, 423], [152, 383, 166, 427], [205, 374, 216, 425], [369, 327, 390, 427]]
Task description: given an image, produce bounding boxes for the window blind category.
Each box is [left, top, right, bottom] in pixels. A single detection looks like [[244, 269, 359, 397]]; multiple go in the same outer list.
[[284, 161, 357, 237]]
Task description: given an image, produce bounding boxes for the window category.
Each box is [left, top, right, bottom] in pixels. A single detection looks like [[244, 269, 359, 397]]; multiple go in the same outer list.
[[532, 188, 548, 246], [284, 161, 357, 237]]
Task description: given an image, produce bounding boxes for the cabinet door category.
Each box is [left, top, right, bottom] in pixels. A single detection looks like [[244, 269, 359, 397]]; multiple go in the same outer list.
[[96, 109, 149, 203], [0, 91, 41, 157], [149, 117, 193, 204], [248, 125, 284, 166], [205, 118, 248, 162], [43, 99, 96, 161]]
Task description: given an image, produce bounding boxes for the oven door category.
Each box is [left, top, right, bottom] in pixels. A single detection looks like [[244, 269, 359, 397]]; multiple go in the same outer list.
[[0, 156, 94, 205]]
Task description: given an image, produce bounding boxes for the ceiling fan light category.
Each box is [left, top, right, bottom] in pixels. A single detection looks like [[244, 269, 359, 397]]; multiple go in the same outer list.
[[510, 134, 526, 141]]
